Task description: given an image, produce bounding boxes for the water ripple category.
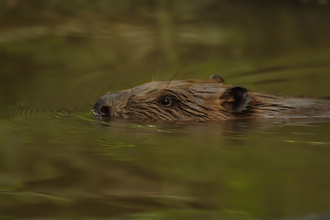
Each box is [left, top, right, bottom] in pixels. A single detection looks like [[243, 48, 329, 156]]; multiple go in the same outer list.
[[0, 105, 90, 137]]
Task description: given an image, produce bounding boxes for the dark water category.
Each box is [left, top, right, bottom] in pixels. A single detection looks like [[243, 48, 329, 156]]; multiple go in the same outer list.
[[1, 1, 330, 219]]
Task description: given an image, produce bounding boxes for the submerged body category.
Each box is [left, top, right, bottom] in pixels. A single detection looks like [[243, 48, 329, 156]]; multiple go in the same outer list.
[[93, 76, 330, 121]]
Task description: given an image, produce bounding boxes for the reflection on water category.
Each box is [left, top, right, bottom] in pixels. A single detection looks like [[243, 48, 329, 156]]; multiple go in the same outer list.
[[1, 1, 330, 219]]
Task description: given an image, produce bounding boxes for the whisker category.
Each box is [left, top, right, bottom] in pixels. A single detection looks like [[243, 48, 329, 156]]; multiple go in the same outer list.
[[165, 64, 187, 90]]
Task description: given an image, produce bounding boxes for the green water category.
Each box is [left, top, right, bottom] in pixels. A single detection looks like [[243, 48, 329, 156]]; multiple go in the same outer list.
[[1, 1, 330, 219]]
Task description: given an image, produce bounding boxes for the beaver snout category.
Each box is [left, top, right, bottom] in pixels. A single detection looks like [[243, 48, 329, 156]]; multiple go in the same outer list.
[[93, 91, 132, 117], [93, 94, 112, 116]]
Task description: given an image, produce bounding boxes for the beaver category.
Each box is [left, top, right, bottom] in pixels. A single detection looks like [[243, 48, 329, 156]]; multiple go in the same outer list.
[[92, 75, 330, 121]]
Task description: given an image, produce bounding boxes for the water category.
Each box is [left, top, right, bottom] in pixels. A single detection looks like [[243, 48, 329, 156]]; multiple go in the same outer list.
[[1, 1, 330, 219]]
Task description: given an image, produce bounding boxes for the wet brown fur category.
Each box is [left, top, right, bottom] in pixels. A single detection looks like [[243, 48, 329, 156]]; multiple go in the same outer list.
[[93, 77, 330, 121]]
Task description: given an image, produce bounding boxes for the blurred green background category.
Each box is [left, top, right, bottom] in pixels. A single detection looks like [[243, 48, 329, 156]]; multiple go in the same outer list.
[[1, 0, 330, 107]]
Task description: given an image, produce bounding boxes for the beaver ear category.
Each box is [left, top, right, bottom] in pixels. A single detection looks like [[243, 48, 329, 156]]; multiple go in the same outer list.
[[208, 75, 224, 83], [220, 86, 252, 112]]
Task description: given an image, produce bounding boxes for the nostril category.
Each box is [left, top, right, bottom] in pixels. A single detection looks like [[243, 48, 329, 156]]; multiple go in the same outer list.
[[100, 106, 111, 115]]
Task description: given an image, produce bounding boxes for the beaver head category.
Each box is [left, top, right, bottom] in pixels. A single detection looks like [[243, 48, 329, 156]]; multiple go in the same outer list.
[[92, 75, 255, 121]]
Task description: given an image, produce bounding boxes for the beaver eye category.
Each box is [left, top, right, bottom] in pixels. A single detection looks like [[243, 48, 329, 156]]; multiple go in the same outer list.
[[100, 106, 111, 115], [160, 96, 173, 107]]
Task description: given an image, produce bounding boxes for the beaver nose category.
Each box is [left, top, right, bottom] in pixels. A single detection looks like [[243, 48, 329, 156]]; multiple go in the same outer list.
[[92, 94, 111, 116]]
